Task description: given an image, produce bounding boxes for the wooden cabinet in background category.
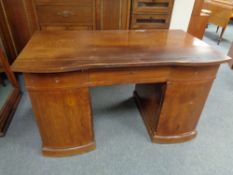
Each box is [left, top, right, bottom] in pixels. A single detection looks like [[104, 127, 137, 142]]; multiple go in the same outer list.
[[203, 0, 233, 44], [33, 0, 174, 30], [130, 0, 174, 29], [34, 0, 132, 30], [35, 0, 95, 30], [95, 0, 131, 30], [188, 0, 210, 39], [0, 0, 37, 63], [0, 0, 175, 63]]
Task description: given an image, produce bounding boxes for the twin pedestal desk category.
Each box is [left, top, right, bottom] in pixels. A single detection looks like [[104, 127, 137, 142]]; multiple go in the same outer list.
[[12, 30, 230, 157]]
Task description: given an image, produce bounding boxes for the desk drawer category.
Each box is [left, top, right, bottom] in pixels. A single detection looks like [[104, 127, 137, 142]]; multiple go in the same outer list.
[[36, 5, 93, 24], [40, 25, 93, 31], [35, 0, 93, 5], [133, 0, 173, 14], [131, 14, 169, 29]]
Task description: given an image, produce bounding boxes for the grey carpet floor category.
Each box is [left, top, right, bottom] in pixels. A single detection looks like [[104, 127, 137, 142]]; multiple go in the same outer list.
[[0, 24, 233, 175]]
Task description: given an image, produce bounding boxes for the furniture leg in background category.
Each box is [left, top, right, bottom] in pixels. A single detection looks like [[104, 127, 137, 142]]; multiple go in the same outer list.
[[228, 42, 233, 69], [218, 27, 226, 45], [203, 0, 233, 45], [216, 26, 219, 33]]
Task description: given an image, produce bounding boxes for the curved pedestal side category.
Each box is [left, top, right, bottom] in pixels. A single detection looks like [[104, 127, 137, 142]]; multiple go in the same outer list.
[[24, 73, 95, 157], [42, 142, 96, 157], [152, 131, 197, 144]]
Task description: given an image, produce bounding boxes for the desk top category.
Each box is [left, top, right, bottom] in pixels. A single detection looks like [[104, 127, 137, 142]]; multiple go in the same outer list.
[[208, 0, 233, 8], [12, 30, 230, 73]]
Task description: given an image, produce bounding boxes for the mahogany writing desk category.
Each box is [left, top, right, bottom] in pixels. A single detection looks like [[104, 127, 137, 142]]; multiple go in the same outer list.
[[12, 30, 230, 157]]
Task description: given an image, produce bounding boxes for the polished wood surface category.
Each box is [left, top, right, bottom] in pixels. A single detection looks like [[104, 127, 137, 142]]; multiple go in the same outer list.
[[95, 0, 131, 30], [135, 66, 218, 143], [12, 30, 230, 73], [212, 0, 233, 6], [188, 0, 210, 39], [204, 0, 233, 44], [27, 81, 95, 156], [188, 14, 209, 39], [193, 0, 206, 16], [35, 0, 96, 30], [0, 1, 18, 63], [0, 0, 174, 63], [228, 42, 233, 68], [12, 30, 230, 157], [0, 0, 37, 62]]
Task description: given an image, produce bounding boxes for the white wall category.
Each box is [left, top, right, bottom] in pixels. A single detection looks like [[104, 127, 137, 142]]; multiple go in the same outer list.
[[169, 0, 195, 31]]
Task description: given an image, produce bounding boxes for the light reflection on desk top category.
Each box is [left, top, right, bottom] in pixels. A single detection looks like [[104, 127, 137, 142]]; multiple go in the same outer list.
[[12, 30, 230, 73]]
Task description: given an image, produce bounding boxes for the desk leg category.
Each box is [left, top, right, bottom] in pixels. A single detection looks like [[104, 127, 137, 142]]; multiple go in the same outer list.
[[134, 67, 218, 143], [27, 85, 95, 157]]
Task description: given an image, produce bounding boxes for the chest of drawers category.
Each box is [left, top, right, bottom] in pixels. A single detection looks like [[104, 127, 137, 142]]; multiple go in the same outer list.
[[32, 0, 174, 31], [130, 0, 174, 29]]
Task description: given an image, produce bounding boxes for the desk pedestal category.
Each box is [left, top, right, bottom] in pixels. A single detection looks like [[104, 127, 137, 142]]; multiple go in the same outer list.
[[134, 79, 213, 143], [24, 66, 219, 157], [27, 86, 95, 157]]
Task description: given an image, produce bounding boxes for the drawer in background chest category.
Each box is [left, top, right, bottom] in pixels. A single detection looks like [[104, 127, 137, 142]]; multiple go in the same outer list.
[[36, 5, 94, 25], [133, 0, 174, 14], [131, 14, 170, 29], [35, 0, 93, 6], [40, 25, 93, 31]]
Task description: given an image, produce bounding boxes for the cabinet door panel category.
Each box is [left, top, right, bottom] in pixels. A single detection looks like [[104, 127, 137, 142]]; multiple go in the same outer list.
[[96, 0, 131, 30]]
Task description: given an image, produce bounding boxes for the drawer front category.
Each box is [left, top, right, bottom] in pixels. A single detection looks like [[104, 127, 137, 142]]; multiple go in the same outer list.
[[35, 0, 93, 5], [40, 25, 93, 31], [133, 0, 173, 14], [36, 5, 93, 24], [131, 14, 170, 29]]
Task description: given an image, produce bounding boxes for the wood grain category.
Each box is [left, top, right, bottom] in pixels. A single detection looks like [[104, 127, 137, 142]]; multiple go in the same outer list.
[[12, 30, 229, 157], [188, 14, 209, 39], [95, 0, 131, 30], [12, 30, 230, 73], [203, 0, 233, 44], [135, 66, 219, 143], [25, 73, 95, 157], [22, 65, 223, 156], [188, 0, 209, 39]]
